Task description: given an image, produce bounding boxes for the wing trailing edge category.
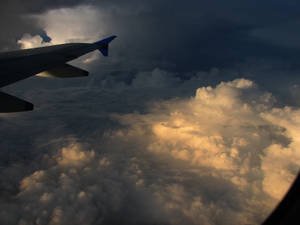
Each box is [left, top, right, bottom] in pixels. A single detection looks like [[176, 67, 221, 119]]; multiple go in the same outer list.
[[36, 64, 89, 78], [0, 35, 117, 112], [0, 92, 33, 113]]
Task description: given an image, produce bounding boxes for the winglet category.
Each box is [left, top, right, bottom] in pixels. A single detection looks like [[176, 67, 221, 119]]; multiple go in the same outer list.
[[94, 35, 117, 57]]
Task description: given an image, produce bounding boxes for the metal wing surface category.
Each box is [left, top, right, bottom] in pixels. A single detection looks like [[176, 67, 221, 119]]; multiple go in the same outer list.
[[0, 35, 116, 112]]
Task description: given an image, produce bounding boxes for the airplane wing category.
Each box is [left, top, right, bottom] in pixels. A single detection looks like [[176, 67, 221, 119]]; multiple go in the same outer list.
[[0, 35, 116, 112]]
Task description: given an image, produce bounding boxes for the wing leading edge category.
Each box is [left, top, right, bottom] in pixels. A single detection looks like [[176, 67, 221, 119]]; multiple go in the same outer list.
[[0, 35, 117, 113]]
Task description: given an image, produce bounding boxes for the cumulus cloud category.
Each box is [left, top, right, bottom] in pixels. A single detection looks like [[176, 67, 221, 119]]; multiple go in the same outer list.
[[109, 78, 300, 223], [16, 5, 113, 66], [17, 33, 47, 49], [1, 141, 166, 225], [3, 1, 300, 224], [2, 1, 300, 224], [34, 6, 108, 44], [0, 0, 88, 50], [1, 78, 300, 225]]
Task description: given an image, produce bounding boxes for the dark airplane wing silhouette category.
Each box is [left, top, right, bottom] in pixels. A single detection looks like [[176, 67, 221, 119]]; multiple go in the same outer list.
[[0, 35, 116, 112]]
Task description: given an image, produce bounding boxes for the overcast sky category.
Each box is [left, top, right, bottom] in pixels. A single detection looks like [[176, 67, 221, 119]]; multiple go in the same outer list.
[[1, 1, 300, 225]]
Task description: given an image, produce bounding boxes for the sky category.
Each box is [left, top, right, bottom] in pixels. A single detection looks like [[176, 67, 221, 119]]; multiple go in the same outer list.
[[1, 0, 300, 225]]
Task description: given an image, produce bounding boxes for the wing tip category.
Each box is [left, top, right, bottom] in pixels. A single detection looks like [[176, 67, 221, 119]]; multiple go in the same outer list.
[[25, 102, 34, 111], [94, 35, 117, 56], [94, 35, 117, 46]]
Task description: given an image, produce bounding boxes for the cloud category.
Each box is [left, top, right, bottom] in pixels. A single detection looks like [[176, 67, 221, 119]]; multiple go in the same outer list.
[[33, 6, 108, 44], [1, 78, 300, 225], [16, 5, 112, 66], [0, 0, 88, 50], [131, 68, 180, 88], [108, 78, 300, 223], [2, 1, 300, 224], [1, 141, 166, 225], [17, 33, 47, 49], [9, 0, 300, 73]]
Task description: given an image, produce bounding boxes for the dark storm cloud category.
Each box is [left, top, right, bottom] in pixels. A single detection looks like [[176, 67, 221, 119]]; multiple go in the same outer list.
[[0, 0, 88, 50], [2, 0, 300, 71], [83, 0, 300, 72]]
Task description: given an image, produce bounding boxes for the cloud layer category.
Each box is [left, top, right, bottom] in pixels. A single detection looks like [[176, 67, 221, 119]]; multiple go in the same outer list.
[[2, 2, 300, 225], [1, 77, 300, 225], [8, 0, 300, 72]]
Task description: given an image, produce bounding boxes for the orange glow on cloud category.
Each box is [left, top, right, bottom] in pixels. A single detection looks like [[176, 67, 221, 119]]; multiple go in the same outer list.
[[7, 77, 300, 225]]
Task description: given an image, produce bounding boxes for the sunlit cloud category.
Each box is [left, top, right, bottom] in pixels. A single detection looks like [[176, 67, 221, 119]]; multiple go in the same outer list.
[[1, 78, 298, 224], [109, 78, 300, 223], [17, 5, 111, 64], [17, 33, 48, 49], [2, 58, 300, 225], [35, 6, 107, 44], [1, 0, 300, 224]]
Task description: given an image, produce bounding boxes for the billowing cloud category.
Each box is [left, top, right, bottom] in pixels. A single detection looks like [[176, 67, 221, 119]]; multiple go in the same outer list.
[[0, 0, 88, 50], [113, 79, 299, 199], [16, 5, 112, 65], [30, 6, 108, 45], [2, 1, 300, 224], [17, 33, 47, 49], [1, 78, 300, 225]]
